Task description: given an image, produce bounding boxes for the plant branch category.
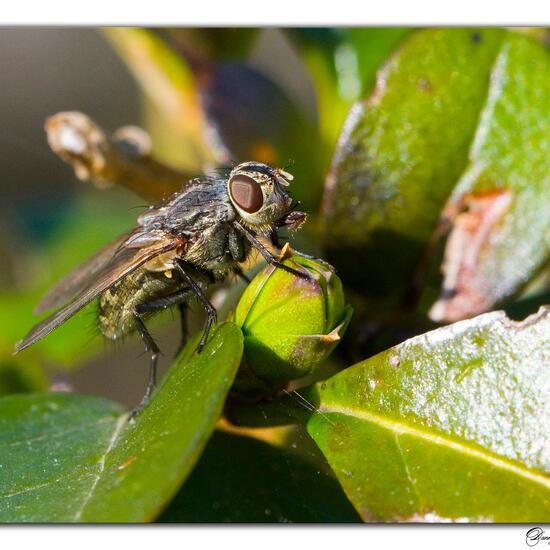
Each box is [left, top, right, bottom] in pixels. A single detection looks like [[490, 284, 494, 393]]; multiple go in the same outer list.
[[45, 111, 193, 202]]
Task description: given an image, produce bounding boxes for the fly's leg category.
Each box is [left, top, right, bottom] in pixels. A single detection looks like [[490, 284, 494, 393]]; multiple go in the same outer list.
[[228, 227, 250, 283], [129, 287, 192, 418], [129, 315, 160, 419], [233, 266, 251, 284], [176, 302, 188, 356], [233, 221, 313, 282], [175, 260, 217, 353], [177, 268, 218, 354]]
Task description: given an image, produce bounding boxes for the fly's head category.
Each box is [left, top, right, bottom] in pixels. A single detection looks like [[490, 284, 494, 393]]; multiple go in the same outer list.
[[227, 161, 306, 232]]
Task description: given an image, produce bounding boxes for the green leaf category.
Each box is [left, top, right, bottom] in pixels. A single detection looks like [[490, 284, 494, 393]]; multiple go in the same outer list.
[[159, 429, 360, 523], [280, 30, 409, 217], [323, 28, 507, 301], [0, 323, 243, 522], [296, 308, 550, 522], [324, 28, 550, 320], [427, 32, 550, 321]]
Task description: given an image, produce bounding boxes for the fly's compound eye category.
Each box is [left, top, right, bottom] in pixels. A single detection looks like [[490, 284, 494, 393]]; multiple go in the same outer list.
[[228, 174, 264, 213]]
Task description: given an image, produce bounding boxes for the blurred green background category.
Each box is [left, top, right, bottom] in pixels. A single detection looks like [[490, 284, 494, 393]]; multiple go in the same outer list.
[[0, 28, 372, 405], [4, 27, 550, 410]]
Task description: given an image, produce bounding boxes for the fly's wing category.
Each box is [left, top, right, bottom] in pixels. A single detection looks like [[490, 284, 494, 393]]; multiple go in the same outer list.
[[34, 229, 138, 314], [15, 233, 179, 353]]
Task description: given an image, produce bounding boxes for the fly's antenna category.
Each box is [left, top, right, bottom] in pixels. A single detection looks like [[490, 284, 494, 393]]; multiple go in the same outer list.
[[274, 167, 294, 187], [274, 159, 295, 187]]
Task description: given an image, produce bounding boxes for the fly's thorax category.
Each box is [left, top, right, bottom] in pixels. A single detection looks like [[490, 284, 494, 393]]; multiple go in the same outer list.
[[162, 178, 236, 230], [183, 222, 247, 276]]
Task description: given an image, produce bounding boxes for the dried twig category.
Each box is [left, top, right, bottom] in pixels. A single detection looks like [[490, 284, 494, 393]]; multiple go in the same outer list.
[[45, 111, 193, 202]]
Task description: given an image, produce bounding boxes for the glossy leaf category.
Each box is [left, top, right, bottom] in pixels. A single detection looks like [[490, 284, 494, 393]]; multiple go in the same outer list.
[[324, 28, 550, 322], [0, 323, 243, 522], [288, 29, 410, 209], [294, 308, 550, 522], [428, 32, 550, 321], [323, 28, 507, 300], [159, 430, 360, 523]]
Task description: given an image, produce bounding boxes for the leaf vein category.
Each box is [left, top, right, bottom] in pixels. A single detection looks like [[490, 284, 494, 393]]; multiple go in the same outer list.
[[0, 471, 96, 499], [394, 432, 422, 509], [0, 417, 116, 448], [72, 413, 128, 521], [317, 404, 550, 490]]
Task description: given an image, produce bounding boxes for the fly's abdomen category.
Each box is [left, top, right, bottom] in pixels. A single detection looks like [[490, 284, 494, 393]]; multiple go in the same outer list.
[[98, 267, 181, 340]]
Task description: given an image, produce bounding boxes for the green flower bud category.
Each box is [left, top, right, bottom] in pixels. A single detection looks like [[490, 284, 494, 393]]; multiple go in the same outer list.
[[234, 250, 352, 396]]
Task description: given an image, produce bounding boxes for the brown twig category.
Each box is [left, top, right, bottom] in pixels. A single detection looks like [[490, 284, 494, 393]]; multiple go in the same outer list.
[[45, 111, 193, 202]]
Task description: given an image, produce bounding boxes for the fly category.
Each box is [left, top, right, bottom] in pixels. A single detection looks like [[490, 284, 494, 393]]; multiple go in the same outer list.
[[14, 161, 309, 416]]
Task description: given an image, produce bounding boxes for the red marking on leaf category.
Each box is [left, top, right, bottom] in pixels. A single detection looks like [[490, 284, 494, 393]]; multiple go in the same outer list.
[[117, 456, 137, 471], [429, 189, 513, 322]]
